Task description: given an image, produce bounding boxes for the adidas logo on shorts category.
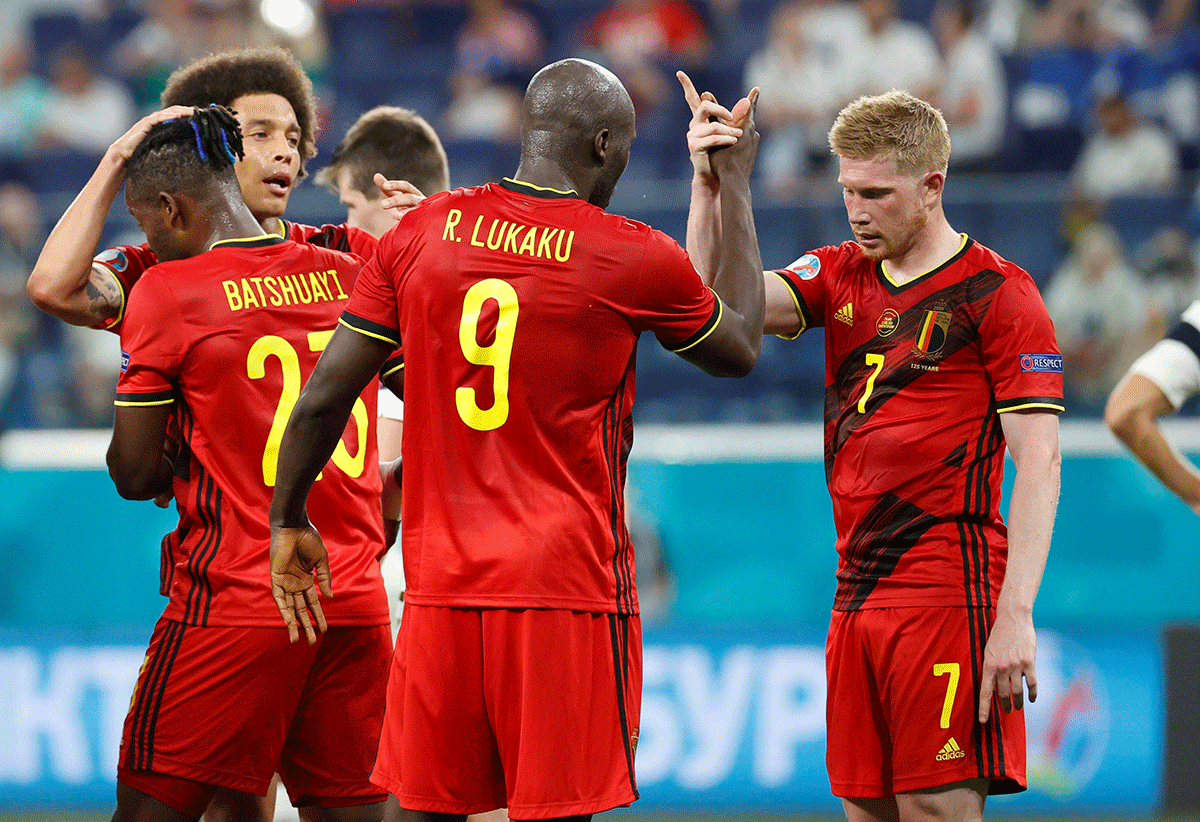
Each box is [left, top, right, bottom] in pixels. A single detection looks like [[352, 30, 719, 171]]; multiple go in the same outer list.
[[935, 738, 966, 761]]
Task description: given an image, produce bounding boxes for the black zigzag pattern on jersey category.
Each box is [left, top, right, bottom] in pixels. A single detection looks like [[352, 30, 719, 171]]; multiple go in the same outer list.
[[833, 493, 938, 611], [608, 613, 640, 800], [125, 619, 186, 771], [823, 269, 1006, 480], [602, 350, 637, 615]]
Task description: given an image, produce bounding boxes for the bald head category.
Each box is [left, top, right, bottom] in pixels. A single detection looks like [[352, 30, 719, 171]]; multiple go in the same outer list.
[[520, 59, 636, 206]]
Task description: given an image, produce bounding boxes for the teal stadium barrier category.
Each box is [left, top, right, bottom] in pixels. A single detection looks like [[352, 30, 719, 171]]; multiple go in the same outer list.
[[0, 423, 1183, 812]]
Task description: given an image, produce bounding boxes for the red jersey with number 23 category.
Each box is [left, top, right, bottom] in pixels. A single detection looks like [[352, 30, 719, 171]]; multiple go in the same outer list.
[[115, 235, 389, 627], [341, 179, 722, 614], [92, 220, 378, 333], [775, 237, 1063, 612]]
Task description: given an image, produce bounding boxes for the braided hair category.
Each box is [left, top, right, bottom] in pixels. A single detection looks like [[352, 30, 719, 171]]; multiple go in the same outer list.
[[126, 106, 245, 205]]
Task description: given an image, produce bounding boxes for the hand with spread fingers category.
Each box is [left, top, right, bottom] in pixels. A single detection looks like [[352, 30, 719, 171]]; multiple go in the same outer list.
[[708, 87, 760, 182], [374, 173, 426, 220], [977, 607, 1037, 723], [270, 524, 333, 644]]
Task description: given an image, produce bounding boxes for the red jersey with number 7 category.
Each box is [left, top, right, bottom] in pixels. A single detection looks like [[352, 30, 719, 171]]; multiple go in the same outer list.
[[341, 178, 722, 614], [115, 234, 389, 627], [774, 237, 1063, 612]]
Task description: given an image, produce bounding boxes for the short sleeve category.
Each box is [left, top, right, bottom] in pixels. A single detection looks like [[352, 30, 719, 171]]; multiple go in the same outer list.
[[772, 246, 839, 338], [91, 244, 159, 333], [115, 274, 185, 406], [1130, 301, 1200, 409], [340, 231, 404, 348], [978, 272, 1065, 413], [628, 227, 720, 352]]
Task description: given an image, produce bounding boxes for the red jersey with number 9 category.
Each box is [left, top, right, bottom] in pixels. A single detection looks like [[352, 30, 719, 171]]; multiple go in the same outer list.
[[341, 179, 721, 614], [115, 235, 389, 627], [775, 237, 1063, 612]]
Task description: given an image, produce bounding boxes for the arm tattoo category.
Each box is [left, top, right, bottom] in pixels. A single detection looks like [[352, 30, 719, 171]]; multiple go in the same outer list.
[[86, 268, 122, 319]]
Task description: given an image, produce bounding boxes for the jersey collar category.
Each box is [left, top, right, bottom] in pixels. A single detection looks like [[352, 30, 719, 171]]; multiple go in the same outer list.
[[876, 234, 973, 295], [500, 177, 579, 200], [209, 234, 290, 251]]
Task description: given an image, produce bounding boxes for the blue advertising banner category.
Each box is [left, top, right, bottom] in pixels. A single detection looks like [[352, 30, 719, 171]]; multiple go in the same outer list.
[[0, 626, 1161, 814]]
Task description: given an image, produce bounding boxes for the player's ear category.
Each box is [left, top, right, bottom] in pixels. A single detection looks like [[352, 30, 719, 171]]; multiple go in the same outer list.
[[594, 128, 610, 164], [158, 192, 185, 229], [921, 170, 945, 203]]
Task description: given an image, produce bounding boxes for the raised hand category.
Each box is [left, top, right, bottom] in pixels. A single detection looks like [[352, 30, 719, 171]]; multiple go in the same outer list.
[[107, 106, 197, 167], [708, 87, 760, 182], [270, 524, 333, 644], [677, 71, 743, 184]]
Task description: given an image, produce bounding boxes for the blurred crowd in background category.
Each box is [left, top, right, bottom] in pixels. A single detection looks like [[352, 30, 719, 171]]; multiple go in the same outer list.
[[3, 0, 1200, 429]]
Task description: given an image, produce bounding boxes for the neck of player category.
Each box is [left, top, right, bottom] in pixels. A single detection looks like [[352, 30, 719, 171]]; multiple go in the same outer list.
[[885, 215, 964, 286]]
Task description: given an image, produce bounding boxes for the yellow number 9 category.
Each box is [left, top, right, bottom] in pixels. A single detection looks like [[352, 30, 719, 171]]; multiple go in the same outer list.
[[456, 279, 519, 431]]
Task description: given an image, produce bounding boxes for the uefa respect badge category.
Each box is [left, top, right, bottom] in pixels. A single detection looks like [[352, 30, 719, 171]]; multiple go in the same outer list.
[[1019, 353, 1063, 373]]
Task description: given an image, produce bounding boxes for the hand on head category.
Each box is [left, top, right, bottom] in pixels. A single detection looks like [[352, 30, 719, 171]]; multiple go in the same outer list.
[[374, 173, 426, 218]]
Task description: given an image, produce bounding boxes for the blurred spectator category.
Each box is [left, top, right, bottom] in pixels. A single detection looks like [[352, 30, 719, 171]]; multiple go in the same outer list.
[[931, 0, 1007, 171], [1070, 92, 1179, 202], [112, 0, 195, 110], [0, 182, 40, 428], [38, 43, 135, 155], [581, 0, 710, 115], [62, 321, 120, 427], [744, 0, 846, 194], [1140, 226, 1200, 339], [1012, 0, 1105, 136], [0, 39, 46, 157], [1045, 222, 1149, 410], [845, 0, 938, 100], [443, 0, 545, 142]]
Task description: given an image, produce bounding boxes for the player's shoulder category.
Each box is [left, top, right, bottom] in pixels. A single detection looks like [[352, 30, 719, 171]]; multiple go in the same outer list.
[[962, 237, 1034, 284], [285, 219, 377, 258]]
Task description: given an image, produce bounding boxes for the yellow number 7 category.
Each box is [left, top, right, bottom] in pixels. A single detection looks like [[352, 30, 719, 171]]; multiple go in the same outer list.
[[858, 352, 885, 413], [933, 662, 960, 729]]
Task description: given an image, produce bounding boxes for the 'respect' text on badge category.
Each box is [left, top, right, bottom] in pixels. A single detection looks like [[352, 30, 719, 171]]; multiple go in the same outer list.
[[1019, 353, 1063, 373]]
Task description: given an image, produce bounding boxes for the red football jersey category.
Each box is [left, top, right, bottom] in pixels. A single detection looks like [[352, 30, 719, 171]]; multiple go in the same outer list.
[[342, 179, 721, 614], [776, 237, 1064, 611], [92, 219, 378, 333], [116, 235, 389, 627]]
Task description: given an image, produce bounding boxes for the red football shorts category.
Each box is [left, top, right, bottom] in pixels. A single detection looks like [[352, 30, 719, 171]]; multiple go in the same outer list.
[[119, 617, 391, 815], [825, 606, 1026, 798], [372, 605, 642, 820]]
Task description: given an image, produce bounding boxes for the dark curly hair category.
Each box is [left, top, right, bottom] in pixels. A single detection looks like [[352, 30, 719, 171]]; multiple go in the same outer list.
[[161, 47, 317, 180], [126, 106, 244, 205]]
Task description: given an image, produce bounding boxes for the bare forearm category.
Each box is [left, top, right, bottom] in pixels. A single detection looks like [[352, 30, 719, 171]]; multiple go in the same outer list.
[[686, 175, 720, 286], [27, 153, 128, 324], [999, 451, 1060, 616], [712, 169, 765, 346], [270, 393, 358, 528], [1114, 411, 1200, 506]]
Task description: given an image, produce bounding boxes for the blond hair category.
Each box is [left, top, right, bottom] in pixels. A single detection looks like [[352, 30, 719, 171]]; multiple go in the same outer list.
[[828, 90, 951, 176]]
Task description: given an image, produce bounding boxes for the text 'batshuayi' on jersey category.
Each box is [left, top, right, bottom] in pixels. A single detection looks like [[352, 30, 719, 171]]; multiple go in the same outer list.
[[775, 237, 1063, 612], [115, 235, 389, 628], [341, 178, 722, 615]]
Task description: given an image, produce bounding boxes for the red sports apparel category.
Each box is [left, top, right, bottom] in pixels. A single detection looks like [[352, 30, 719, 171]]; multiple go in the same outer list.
[[775, 236, 1061, 797], [92, 219, 377, 332], [119, 619, 391, 812], [116, 234, 389, 627], [374, 605, 642, 818], [341, 178, 722, 614], [825, 607, 1026, 797], [775, 237, 1063, 612]]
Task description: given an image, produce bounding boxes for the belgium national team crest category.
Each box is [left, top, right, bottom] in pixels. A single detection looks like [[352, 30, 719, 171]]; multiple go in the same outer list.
[[915, 310, 953, 356]]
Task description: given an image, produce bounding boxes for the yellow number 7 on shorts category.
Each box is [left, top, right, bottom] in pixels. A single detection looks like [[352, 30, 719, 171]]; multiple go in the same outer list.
[[933, 662, 961, 729]]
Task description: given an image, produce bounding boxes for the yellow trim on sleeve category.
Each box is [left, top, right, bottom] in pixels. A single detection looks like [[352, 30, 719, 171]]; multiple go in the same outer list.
[[772, 271, 806, 340], [381, 361, 405, 378], [114, 398, 175, 407], [338, 317, 399, 345], [673, 295, 723, 353], [997, 402, 1065, 413], [93, 263, 127, 330]]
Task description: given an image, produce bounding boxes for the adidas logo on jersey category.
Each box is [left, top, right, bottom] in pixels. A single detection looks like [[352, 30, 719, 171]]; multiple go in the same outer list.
[[936, 738, 966, 761], [834, 303, 854, 325]]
